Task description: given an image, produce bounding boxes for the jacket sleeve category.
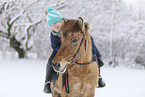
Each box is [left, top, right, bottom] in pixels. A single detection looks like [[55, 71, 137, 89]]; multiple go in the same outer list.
[[50, 32, 61, 51]]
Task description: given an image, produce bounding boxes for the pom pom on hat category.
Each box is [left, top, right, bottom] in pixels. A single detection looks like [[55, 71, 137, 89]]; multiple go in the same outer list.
[[47, 7, 54, 13], [46, 7, 63, 26]]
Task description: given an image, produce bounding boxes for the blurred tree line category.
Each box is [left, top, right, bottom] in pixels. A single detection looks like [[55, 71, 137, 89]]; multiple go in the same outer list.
[[0, 0, 145, 67]]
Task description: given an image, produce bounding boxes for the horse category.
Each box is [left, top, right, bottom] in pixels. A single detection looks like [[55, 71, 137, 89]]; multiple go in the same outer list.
[[51, 17, 99, 97]]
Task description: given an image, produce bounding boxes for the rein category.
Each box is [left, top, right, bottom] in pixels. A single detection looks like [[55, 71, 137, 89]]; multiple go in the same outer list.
[[62, 31, 93, 94], [67, 31, 93, 65]]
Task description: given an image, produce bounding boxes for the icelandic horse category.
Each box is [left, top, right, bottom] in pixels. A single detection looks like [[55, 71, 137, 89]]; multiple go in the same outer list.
[[51, 17, 99, 97]]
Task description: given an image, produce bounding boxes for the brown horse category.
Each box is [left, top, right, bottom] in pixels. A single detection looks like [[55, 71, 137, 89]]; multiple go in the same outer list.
[[51, 17, 99, 97]]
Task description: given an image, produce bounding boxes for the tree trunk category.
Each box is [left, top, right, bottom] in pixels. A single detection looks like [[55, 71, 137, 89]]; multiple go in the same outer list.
[[17, 48, 25, 58], [10, 36, 25, 58]]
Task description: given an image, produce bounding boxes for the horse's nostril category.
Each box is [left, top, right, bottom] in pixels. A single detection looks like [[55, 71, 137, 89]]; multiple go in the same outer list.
[[54, 62, 61, 69]]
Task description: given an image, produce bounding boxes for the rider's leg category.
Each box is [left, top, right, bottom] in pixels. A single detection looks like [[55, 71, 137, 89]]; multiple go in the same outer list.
[[93, 54, 106, 88], [98, 67, 106, 88], [44, 51, 57, 93]]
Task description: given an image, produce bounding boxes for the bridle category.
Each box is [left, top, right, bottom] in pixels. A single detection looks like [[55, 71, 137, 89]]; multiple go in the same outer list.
[[67, 31, 93, 65], [53, 31, 93, 73]]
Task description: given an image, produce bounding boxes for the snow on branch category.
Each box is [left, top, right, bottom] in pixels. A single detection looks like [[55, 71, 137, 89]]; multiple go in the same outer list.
[[9, 0, 39, 25], [24, 19, 42, 50]]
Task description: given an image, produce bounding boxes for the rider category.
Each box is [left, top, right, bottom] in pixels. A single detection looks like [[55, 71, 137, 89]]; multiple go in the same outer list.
[[44, 7, 106, 93]]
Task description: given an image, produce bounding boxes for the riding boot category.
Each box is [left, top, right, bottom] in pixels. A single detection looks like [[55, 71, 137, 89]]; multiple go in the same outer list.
[[44, 51, 57, 94], [98, 68, 106, 88]]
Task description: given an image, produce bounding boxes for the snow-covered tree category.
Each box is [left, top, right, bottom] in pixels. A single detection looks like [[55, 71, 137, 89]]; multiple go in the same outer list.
[[0, 1, 41, 58]]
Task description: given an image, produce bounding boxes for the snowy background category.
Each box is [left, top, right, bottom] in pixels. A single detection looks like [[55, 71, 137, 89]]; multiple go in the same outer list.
[[0, 0, 145, 97], [0, 58, 145, 97], [0, 0, 145, 66]]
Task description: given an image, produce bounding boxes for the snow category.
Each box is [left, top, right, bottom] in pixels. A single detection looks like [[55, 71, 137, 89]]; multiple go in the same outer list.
[[96, 67, 145, 97], [0, 58, 145, 97]]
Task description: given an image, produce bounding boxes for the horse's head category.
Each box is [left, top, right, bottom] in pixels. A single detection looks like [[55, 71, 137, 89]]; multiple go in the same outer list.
[[52, 17, 91, 73]]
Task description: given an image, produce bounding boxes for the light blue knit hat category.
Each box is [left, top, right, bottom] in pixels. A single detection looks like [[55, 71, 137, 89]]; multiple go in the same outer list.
[[47, 7, 63, 26]]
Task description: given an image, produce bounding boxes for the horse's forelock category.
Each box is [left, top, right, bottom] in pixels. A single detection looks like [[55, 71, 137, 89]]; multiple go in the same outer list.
[[60, 20, 82, 37], [60, 19, 90, 37]]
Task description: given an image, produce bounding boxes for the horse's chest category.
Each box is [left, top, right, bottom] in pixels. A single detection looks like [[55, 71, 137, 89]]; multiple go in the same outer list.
[[70, 75, 94, 89], [69, 77, 94, 96]]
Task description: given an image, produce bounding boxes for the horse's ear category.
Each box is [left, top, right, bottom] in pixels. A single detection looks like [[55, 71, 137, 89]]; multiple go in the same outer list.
[[78, 17, 84, 29], [61, 18, 65, 26]]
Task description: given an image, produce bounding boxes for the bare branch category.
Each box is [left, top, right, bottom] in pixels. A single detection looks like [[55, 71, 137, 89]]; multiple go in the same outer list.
[[0, 30, 9, 39]]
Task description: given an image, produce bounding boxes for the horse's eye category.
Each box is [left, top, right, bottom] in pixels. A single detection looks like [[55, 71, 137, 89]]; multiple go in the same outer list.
[[72, 39, 78, 43]]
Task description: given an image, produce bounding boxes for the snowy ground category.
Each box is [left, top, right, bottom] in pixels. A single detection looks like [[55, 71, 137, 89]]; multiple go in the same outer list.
[[0, 58, 145, 97]]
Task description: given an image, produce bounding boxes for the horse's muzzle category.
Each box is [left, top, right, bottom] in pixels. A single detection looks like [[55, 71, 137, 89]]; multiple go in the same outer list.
[[52, 61, 68, 73]]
